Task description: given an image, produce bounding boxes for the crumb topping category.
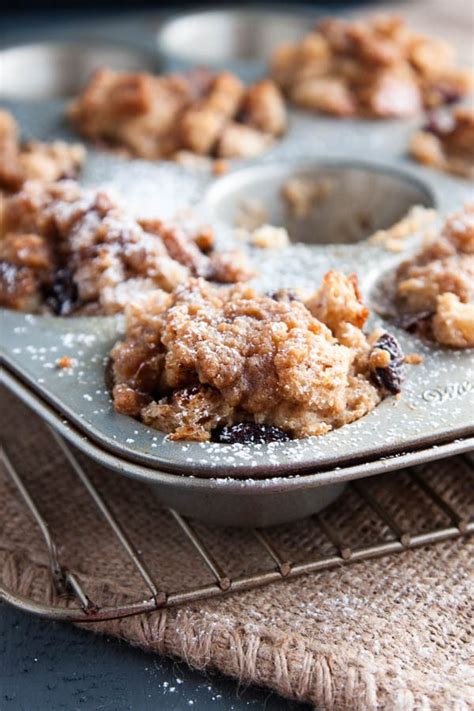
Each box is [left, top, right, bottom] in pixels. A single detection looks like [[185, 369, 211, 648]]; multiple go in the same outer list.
[[368, 205, 438, 252], [392, 202, 474, 347], [0, 110, 85, 193], [248, 224, 290, 250], [271, 15, 472, 118], [0, 181, 254, 314], [56, 355, 76, 369], [410, 106, 474, 179], [111, 272, 407, 441], [68, 69, 287, 162], [404, 353, 424, 365]]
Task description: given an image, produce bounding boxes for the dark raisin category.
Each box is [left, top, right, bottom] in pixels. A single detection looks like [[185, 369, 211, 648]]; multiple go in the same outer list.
[[42, 267, 79, 315], [58, 171, 76, 180], [212, 422, 290, 445], [371, 332, 404, 395], [438, 88, 462, 105], [397, 311, 434, 334], [104, 357, 115, 393]]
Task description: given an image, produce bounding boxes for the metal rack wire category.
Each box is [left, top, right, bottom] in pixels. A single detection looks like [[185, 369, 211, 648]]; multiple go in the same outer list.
[[1, 428, 472, 624]]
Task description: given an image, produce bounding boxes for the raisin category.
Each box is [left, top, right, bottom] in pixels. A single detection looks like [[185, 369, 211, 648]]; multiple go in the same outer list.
[[42, 267, 79, 315], [438, 88, 462, 105], [397, 310, 433, 335], [371, 332, 404, 395], [212, 422, 290, 445]]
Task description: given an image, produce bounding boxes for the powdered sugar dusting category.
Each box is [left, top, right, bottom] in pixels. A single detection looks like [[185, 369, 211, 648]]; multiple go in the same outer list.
[[1, 99, 473, 478]]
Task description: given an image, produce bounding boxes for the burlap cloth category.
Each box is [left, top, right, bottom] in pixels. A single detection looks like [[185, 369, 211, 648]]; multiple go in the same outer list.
[[1, 386, 473, 710]]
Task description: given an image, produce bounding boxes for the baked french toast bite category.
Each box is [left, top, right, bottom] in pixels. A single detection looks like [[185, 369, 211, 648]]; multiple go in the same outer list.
[[271, 15, 472, 118], [111, 272, 408, 442], [0, 180, 254, 314], [410, 107, 474, 179], [0, 110, 85, 194], [68, 68, 287, 162], [392, 202, 474, 348]]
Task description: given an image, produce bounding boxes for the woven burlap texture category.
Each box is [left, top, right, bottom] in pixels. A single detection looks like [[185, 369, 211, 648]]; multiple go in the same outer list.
[[1, 387, 473, 711]]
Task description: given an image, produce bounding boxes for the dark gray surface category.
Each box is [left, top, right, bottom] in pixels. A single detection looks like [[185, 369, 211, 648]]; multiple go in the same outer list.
[[0, 603, 311, 710]]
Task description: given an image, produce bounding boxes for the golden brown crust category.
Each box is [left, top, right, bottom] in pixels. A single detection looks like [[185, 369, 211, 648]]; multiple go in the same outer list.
[[110, 273, 400, 441], [271, 15, 472, 118], [69, 68, 287, 161], [240, 79, 287, 136]]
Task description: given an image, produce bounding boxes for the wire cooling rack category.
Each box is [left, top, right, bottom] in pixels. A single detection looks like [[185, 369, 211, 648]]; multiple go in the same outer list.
[[0, 427, 473, 624]]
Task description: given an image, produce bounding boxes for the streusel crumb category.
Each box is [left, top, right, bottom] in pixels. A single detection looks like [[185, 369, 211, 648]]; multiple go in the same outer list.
[[249, 224, 290, 250], [404, 353, 424, 365], [0, 110, 85, 193], [111, 272, 408, 441], [69, 69, 287, 161], [392, 202, 474, 347], [56, 356, 76, 369], [0, 181, 254, 315], [368, 205, 438, 252], [271, 15, 472, 118], [410, 107, 474, 179]]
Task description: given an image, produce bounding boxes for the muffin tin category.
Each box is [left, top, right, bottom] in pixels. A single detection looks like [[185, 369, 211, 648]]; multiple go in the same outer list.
[[0, 41, 157, 100], [157, 8, 314, 81], [1, 36, 473, 526]]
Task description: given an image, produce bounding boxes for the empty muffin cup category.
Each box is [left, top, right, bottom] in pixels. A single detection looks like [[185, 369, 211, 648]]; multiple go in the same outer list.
[[204, 160, 436, 245], [156, 8, 314, 81], [0, 41, 157, 100]]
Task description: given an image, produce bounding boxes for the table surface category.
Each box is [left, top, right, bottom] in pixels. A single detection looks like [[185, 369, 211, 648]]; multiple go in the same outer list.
[[1, 604, 311, 711], [1, 3, 472, 709]]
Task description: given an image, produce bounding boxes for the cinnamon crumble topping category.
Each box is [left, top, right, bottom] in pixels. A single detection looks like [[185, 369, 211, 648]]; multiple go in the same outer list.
[[111, 272, 407, 441], [392, 202, 474, 347], [68, 69, 287, 161], [410, 106, 474, 179], [0, 181, 254, 314], [368, 205, 437, 252], [271, 15, 472, 118], [56, 355, 76, 369], [0, 110, 85, 193], [248, 224, 290, 250]]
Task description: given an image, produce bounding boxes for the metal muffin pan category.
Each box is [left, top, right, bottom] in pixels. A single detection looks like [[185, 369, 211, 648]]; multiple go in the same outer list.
[[0, 41, 158, 100], [1, 40, 473, 526], [204, 159, 435, 245], [156, 7, 316, 81], [2, 367, 472, 528]]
